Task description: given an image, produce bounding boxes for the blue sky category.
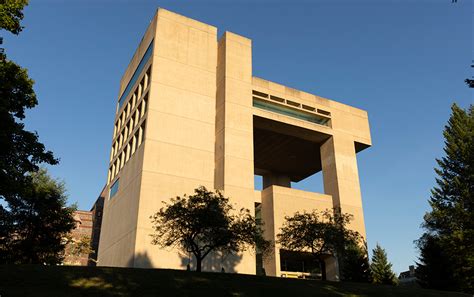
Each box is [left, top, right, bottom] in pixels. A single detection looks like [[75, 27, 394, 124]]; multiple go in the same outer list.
[[3, 0, 472, 274]]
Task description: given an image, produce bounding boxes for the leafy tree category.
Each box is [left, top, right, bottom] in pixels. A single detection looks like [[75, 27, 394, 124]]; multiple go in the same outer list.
[[63, 235, 94, 265], [370, 244, 397, 285], [416, 103, 474, 292], [150, 186, 270, 272], [277, 208, 360, 281], [0, 0, 28, 35], [341, 241, 371, 282], [0, 169, 76, 264], [0, 0, 75, 264]]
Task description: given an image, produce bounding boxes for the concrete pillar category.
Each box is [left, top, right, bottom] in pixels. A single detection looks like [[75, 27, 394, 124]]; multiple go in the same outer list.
[[262, 173, 291, 189], [324, 255, 340, 281], [214, 31, 256, 274], [320, 135, 366, 238]]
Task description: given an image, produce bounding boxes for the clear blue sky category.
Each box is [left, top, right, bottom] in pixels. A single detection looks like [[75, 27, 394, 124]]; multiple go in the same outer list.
[[3, 0, 472, 274]]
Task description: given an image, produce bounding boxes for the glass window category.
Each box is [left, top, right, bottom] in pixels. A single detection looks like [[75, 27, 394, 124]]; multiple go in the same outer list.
[[253, 98, 330, 126], [118, 40, 154, 109], [110, 179, 119, 199]]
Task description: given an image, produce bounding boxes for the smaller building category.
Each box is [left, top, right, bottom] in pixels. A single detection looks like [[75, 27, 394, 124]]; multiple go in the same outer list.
[[399, 265, 417, 284], [88, 189, 105, 266], [63, 210, 93, 266]]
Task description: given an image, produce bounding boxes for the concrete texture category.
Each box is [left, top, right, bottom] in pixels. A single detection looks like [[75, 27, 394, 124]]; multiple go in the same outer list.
[[97, 8, 371, 280]]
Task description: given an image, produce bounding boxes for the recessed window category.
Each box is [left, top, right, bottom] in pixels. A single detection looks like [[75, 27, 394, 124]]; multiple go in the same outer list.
[[317, 109, 331, 116], [302, 105, 316, 112], [117, 40, 154, 109], [110, 179, 119, 199], [252, 90, 268, 98], [269, 95, 285, 103], [286, 100, 301, 108], [253, 98, 330, 126]]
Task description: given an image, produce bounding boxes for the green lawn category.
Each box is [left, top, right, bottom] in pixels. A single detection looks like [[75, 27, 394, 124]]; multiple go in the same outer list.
[[0, 265, 468, 297]]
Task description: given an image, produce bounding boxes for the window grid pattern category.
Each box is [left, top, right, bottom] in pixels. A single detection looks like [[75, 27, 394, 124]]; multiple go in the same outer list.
[[107, 65, 151, 185]]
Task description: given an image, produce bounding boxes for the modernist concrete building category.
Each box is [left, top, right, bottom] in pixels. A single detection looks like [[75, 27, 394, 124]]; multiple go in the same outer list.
[[98, 8, 371, 280]]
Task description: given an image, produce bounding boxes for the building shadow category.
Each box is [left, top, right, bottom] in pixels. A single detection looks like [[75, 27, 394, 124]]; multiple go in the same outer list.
[[127, 251, 153, 268], [179, 250, 243, 273]]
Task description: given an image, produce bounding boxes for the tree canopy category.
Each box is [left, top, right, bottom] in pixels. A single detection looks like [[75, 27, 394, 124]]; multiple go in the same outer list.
[[0, 0, 76, 265], [0, 0, 28, 35], [0, 168, 76, 264], [416, 103, 474, 293], [277, 208, 361, 280], [150, 186, 270, 272]]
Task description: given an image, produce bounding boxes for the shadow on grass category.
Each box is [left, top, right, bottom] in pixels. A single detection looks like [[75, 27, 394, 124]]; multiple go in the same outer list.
[[0, 265, 470, 297]]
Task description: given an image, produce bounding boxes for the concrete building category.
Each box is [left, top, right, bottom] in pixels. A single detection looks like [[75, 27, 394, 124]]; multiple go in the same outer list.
[[98, 8, 371, 280]]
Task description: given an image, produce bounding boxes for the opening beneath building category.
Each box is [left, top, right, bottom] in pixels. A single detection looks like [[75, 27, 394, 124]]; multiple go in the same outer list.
[[254, 174, 263, 191], [279, 249, 322, 279], [253, 115, 331, 193], [291, 171, 324, 194]]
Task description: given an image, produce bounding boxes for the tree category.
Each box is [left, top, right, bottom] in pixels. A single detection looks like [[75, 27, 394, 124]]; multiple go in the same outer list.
[[0, 168, 76, 264], [341, 241, 371, 282], [0, 0, 28, 35], [277, 208, 361, 281], [150, 186, 270, 272], [416, 234, 457, 290], [370, 244, 397, 285], [416, 103, 474, 292], [0, 0, 75, 264]]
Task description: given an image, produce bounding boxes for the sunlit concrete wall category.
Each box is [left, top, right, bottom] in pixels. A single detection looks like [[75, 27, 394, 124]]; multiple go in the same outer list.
[[98, 8, 371, 277]]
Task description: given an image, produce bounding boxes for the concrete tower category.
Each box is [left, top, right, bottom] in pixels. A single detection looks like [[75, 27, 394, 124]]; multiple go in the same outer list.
[[98, 9, 371, 280]]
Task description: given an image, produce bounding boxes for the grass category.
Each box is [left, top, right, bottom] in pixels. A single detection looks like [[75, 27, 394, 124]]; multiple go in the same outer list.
[[0, 265, 469, 297]]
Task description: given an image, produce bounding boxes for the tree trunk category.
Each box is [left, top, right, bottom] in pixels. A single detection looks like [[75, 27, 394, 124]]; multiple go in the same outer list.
[[196, 257, 202, 272], [320, 258, 327, 281]]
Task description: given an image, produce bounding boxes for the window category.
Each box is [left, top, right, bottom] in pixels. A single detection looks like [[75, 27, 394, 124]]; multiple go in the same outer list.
[[129, 118, 134, 136], [125, 144, 131, 162], [140, 96, 147, 118], [131, 135, 137, 154], [126, 102, 131, 118], [253, 98, 330, 126], [134, 110, 139, 128], [120, 151, 125, 169], [118, 40, 154, 109], [110, 179, 119, 199], [138, 122, 145, 146], [132, 92, 137, 109]]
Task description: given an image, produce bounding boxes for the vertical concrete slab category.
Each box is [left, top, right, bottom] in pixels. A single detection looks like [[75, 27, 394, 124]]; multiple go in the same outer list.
[[215, 32, 256, 274], [320, 135, 366, 238]]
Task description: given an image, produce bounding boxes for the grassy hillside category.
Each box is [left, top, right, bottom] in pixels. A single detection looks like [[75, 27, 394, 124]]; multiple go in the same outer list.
[[0, 265, 468, 297]]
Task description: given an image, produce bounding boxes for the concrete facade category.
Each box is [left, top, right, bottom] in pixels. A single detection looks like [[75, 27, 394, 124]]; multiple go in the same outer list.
[[98, 8, 371, 279]]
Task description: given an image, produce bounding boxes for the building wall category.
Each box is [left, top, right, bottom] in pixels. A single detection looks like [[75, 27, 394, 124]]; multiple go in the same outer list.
[[63, 210, 93, 266], [133, 9, 218, 269], [97, 8, 371, 277]]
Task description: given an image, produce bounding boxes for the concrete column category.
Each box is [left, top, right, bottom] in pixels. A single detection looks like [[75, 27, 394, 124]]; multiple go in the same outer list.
[[262, 173, 291, 189], [214, 32, 256, 274], [320, 135, 366, 239], [324, 255, 340, 281]]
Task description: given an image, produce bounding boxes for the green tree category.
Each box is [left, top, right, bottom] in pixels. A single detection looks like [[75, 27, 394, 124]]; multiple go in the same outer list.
[[0, 0, 75, 264], [0, 0, 28, 35], [416, 103, 474, 292], [277, 208, 361, 281], [0, 169, 76, 264], [150, 186, 270, 272], [370, 244, 397, 285], [341, 241, 371, 282]]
